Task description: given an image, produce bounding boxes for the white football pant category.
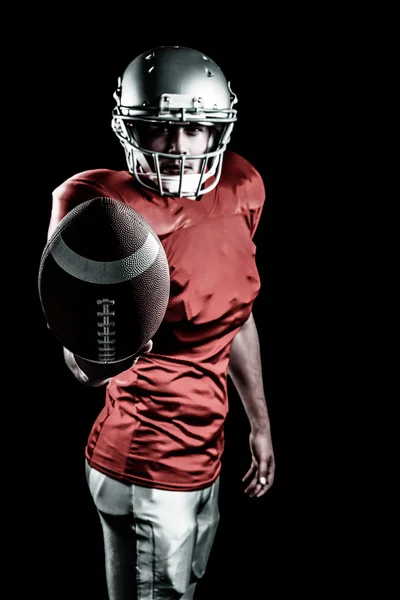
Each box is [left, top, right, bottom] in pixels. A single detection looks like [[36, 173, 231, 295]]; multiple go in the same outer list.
[[85, 460, 220, 599]]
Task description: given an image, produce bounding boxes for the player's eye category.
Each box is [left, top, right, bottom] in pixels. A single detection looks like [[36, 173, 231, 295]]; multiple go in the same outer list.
[[186, 125, 205, 134], [147, 124, 170, 134]]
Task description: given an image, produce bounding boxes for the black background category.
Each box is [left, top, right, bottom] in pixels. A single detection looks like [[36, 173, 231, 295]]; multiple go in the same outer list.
[[23, 40, 287, 599]]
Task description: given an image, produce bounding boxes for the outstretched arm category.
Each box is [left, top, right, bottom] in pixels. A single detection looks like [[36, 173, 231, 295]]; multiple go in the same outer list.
[[228, 312, 275, 498]]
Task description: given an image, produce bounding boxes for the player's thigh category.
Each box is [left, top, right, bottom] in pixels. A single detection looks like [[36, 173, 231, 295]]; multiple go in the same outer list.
[[191, 477, 220, 580], [133, 481, 220, 593]]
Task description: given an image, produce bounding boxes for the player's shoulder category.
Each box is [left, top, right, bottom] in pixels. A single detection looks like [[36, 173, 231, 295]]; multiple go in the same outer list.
[[219, 151, 265, 208], [222, 150, 258, 173], [48, 167, 142, 241], [53, 168, 130, 196]]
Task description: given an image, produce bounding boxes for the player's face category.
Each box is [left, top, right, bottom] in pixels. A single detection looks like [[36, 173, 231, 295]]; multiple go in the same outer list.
[[140, 123, 212, 174]]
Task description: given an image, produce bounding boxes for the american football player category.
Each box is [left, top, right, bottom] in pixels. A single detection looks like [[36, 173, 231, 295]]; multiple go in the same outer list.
[[48, 45, 275, 600]]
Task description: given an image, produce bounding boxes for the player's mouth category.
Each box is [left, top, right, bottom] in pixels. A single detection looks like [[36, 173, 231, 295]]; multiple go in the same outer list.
[[160, 163, 193, 175]]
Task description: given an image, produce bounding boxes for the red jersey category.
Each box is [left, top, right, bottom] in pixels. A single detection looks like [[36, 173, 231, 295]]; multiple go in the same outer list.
[[51, 151, 265, 490]]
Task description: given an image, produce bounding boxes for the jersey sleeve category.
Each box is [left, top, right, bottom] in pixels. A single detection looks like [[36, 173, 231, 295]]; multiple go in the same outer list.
[[48, 171, 110, 239], [219, 151, 266, 240], [245, 165, 266, 239]]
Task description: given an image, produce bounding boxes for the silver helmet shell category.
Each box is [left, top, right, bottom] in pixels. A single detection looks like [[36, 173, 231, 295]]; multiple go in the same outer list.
[[111, 46, 238, 198]]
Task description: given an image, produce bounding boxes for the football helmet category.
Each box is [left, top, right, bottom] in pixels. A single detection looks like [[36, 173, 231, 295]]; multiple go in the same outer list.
[[111, 46, 238, 198]]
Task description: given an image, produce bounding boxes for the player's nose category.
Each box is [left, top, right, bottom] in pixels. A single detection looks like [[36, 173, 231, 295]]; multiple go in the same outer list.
[[167, 128, 188, 155]]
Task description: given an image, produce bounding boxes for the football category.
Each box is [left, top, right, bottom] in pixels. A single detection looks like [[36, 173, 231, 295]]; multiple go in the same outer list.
[[38, 196, 170, 363]]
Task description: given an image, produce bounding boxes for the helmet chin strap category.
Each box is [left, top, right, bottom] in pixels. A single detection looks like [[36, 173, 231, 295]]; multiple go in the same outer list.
[[133, 151, 219, 199]]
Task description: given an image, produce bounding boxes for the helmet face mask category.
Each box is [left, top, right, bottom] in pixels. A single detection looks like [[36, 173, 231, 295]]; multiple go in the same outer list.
[[111, 46, 238, 199]]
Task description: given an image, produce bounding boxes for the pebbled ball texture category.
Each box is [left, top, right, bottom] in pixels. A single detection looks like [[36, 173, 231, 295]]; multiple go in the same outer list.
[[38, 197, 170, 363]]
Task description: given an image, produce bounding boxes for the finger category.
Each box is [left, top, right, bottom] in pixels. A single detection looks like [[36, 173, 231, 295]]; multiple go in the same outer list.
[[259, 457, 275, 485], [245, 481, 262, 497], [257, 459, 269, 485], [131, 340, 154, 365], [246, 474, 271, 498], [244, 472, 262, 496], [254, 462, 275, 498], [255, 482, 271, 498], [245, 467, 274, 498], [242, 461, 256, 483], [143, 339, 153, 353]]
